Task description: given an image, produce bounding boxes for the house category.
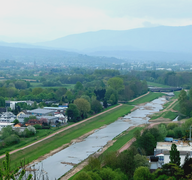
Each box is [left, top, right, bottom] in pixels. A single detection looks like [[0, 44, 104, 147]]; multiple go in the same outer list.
[[27, 109, 55, 116], [25, 119, 42, 126], [0, 111, 16, 123], [14, 123, 23, 127], [36, 116, 59, 125], [17, 112, 31, 123], [0, 123, 14, 131], [154, 141, 192, 166], [54, 113, 68, 123]]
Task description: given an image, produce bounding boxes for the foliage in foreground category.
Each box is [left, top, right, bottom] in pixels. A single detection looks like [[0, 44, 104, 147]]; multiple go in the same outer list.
[[0, 152, 32, 180]]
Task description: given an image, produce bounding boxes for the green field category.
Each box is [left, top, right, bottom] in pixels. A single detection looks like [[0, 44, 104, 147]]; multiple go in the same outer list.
[[150, 111, 178, 120], [0, 104, 134, 168], [147, 81, 171, 88], [129, 92, 164, 105], [163, 111, 178, 119]]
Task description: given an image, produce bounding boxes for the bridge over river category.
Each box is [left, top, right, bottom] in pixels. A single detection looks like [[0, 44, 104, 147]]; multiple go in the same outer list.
[[149, 87, 182, 92]]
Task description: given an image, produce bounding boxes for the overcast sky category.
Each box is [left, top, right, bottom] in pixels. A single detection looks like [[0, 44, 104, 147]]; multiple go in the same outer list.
[[0, 0, 192, 43]]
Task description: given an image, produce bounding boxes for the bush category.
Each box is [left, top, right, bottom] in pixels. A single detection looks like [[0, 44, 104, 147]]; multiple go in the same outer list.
[[167, 130, 175, 137], [27, 125, 36, 134], [4, 134, 20, 146], [33, 124, 42, 129]]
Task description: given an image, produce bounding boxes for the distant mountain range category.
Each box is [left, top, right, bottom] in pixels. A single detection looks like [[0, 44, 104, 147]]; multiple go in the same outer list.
[[0, 25, 192, 63], [36, 25, 192, 54]]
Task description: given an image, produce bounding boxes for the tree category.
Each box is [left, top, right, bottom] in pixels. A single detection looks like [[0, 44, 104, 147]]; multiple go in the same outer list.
[[15, 81, 27, 89], [0, 96, 5, 107], [65, 91, 74, 103], [0, 152, 32, 180], [12, 119, 19, 125], [133, 166, 152, 180], [91, 99, 103, 113], [105, 88, 118, 105], [66, 104, 80, 122], [1, 126, 13, 140], [170, 144, 181, 166], [74, 81, 83, 91], [107, 77, 124, 93], [73, 171, 92, 180], [137, 131, 156, 155], [74, 98, 91, 119], [134, 154, 149, 168], [81, 95, 91, 103]]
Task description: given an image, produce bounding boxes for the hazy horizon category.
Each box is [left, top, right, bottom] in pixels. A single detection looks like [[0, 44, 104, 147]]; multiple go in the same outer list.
[[0, 0, 192, 43]]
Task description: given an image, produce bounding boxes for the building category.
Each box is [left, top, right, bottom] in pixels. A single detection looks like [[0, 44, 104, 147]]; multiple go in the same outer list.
[[0, 123, 14, 131], [43, 107, 67, 113], [0, 111, 16, 123], [154, 141, 192, 166], [36, 116, 59, 125], [17, 112, 31, 123], [5, 100, 34, 110], [27, 109, 55, 116]]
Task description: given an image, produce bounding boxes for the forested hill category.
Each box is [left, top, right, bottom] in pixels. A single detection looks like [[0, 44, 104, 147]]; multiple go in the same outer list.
[[36, 25, 192, 53], [0, 46, 123, 65]]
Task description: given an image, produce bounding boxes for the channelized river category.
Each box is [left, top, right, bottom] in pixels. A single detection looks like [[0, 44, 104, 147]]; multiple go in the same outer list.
[[28, 97, 166, 180]]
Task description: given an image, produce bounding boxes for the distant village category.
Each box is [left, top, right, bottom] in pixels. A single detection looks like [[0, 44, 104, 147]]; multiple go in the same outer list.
[[0, 100, 68, 132]]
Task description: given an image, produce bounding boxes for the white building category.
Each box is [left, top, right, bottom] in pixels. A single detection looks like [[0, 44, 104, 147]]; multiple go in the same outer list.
[[154, 141, 192, 166], [5, 100, 34, 110], [0, 123, 14, 131], [0, 112, 16, 123]]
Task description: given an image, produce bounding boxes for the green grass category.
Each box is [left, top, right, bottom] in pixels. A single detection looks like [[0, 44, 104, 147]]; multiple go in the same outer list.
[[150, 111, 178, 120], [162, 100, 173, 110], [173, 91, 181, 99], [163, 111, 178, 120], [0, 104, 134, 168], [129, 92, 164, 105], [147, 81, 171, 88], [173, 102, 180, 111]]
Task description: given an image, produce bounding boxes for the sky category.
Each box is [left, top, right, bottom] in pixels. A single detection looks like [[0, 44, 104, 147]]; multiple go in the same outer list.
[[0, 0, 192, 43]]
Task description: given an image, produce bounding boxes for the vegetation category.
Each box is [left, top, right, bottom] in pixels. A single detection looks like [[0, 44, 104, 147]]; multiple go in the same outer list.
[[0, 152, 32, 180], [129, 92, 164, 105], [0, 104, 134, 169]]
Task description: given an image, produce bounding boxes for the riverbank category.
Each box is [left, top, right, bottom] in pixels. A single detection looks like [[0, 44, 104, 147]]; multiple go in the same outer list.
[[0, 104, 134, 169]]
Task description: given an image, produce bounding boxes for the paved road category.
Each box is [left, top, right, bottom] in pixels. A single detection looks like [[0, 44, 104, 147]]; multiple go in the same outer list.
[[0, 104, 123, 159]]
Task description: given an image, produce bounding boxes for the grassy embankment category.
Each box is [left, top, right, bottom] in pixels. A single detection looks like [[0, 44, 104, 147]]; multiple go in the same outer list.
[[30, 82, 75, 89], [150, 91, 180, 121], [0, 104, 134, 168], [147, 81, 172, 88], [0, 104, 119, 156], [129, 92, 165, 105], [69, 126, 144, 180]]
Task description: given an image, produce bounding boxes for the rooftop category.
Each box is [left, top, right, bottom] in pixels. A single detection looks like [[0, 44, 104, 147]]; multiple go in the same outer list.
[[156, 142, 192, 152]]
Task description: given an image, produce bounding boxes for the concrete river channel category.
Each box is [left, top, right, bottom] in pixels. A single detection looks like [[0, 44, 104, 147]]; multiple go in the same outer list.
[[27, 97, 167, 180]]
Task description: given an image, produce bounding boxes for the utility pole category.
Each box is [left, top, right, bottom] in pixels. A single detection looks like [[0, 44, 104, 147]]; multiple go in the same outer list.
[[190, 125, 192, 141]]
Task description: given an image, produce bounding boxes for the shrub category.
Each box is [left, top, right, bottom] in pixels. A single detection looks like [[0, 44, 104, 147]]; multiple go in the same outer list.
[[33, 124, 42, 129], [4, 134, 20, 146], [27, 125, 36, 134]]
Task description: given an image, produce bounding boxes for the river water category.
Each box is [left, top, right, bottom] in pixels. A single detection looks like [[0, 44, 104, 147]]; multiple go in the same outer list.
[[28, 97, 166, 180]]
